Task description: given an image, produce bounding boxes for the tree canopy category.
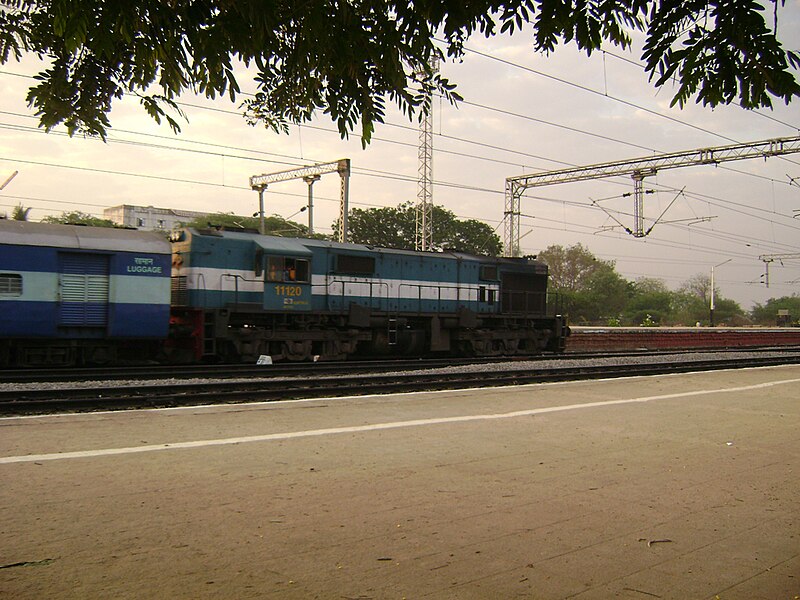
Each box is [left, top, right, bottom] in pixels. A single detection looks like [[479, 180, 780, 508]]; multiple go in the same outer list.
[[536, 243, 752, 326], [1, 0, 797, 143], [344, 202, 502, 255], [537, 243, 630, 322], [750, 295, 800, 326], [181, 211, 322, 238], [40, 210, 116, 227]]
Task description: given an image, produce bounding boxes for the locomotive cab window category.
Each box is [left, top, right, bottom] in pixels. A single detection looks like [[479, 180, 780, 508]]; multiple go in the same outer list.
[[0, 273, 22, 296], [267, 257, 309, 283]]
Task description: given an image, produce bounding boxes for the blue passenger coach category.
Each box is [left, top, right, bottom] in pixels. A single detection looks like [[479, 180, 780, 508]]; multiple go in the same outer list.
[[0, 220, 171, 366], [170, 227, 567, 362]]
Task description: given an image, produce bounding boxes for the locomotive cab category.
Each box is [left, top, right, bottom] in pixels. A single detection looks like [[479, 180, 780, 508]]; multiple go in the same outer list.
[[259, 248, 312, 312]]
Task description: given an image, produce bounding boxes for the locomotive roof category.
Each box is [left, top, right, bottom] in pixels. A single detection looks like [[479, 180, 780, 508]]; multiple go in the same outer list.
[[0, 220, 171, 254], [188, 228, 545, 266]]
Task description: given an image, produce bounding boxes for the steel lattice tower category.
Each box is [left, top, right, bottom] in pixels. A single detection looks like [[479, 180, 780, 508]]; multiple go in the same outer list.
[[416, 57, 438, 252]]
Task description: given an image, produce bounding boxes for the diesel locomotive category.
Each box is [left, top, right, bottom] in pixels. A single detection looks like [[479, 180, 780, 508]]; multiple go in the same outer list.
[[0, 220, 569, 367]]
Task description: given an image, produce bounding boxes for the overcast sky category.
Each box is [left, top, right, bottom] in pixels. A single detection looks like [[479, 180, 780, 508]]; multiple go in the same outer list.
[[1, 3, 799, 310]]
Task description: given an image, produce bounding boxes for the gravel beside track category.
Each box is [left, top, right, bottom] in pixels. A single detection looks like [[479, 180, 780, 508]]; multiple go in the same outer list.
[[2, 349, 798, 394]]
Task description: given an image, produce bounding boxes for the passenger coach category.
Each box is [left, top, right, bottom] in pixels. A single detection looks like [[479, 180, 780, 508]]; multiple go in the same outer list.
[[0, 220, 171, 366]]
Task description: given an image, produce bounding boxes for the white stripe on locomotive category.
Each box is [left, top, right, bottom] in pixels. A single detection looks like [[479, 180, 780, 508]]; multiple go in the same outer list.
[[177, 267, 498, 300]]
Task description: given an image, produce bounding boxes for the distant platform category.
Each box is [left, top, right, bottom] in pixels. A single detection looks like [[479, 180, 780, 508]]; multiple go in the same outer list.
[[567, 326, 800, 351]]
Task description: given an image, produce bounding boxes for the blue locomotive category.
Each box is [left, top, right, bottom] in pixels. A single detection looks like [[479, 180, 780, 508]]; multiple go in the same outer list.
[[0, 220, 171, 366], [168, 227, 568, 362]]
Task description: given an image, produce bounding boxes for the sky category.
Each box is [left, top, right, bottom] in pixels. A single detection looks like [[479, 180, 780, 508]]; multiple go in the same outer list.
[[1, 3, 799, 312]]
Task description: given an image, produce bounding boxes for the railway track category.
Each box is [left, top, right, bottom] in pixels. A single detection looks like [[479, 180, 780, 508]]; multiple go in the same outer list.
[[2, 355, 551, 384], [3, 346, 798, 384], [2, 350, 799, 415]]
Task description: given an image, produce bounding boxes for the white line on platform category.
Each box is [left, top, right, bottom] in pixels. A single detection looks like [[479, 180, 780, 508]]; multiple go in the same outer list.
[[2, 376, 798, 465]]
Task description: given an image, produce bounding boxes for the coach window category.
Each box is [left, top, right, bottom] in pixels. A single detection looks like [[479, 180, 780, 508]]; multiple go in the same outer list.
[[0, 273, 22, 296]]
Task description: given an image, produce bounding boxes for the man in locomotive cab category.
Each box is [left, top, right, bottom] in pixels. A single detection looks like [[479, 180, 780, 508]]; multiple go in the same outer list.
[[268, 260, 281, 282]]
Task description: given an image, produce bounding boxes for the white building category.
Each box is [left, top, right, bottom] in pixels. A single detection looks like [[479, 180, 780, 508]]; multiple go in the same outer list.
[[104, 205, 208, 231]]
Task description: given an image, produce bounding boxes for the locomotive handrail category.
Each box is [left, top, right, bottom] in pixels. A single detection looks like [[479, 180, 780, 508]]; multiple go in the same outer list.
[[547, 291, 565, 317], [398, 282, 468, 315], [323, 278, 390, 312], [222, 273, 265, 309], [197, 272, 206, 306]]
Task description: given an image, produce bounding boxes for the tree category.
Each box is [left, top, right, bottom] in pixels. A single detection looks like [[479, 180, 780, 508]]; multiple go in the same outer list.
[[580, 266, 631, 323], [1, 1, 797, 143], [41, 210, 116, 227], [11, 203, 31, 221], [346, 206, 412, 250], [537, 244, 607, 292], [674, 273, 746, 325], [678, 273, 712, 304], [537, 244, 630, 323], [623, 277, 674, 326], [751, 295, 800, 326], [344, 202, 502, 255], [181, 212, 322, 238]]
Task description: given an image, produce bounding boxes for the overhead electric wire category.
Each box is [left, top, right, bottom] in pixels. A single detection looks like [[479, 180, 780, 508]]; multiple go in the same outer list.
[[2, 62, 798, 265], [523, 195, 800, 255], [2, 68, 797, 207], [3, 108, 797, 233], [458, 44, 800, 167], [3, 123, 798, 251]]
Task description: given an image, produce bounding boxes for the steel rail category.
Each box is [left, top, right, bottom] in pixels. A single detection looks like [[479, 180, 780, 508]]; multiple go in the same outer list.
[[2, 352, 799, 415], [4, 347, 798, 384]]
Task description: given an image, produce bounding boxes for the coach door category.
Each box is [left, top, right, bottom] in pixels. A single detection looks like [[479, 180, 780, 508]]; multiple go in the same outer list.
[[58, 252, 110, 328]]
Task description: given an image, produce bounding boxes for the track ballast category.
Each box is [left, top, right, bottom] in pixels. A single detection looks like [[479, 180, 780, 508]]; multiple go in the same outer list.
[[2, 348, 799, 415]]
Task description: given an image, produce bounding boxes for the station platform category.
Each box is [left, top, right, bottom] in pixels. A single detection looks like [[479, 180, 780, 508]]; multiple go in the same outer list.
[[1, 366, 799, 599]]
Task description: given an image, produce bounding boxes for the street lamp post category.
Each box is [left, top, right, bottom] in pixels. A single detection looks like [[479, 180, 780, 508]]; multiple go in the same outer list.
[[302, 174, 320, 235], [710, 259, 732, 327]]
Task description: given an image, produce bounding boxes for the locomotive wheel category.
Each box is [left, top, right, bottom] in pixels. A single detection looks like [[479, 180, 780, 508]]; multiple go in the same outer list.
[[284, 340, 312, 361]]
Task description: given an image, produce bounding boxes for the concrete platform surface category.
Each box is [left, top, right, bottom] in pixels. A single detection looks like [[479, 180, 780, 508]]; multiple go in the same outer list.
[[1, 366, 799, 599]]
